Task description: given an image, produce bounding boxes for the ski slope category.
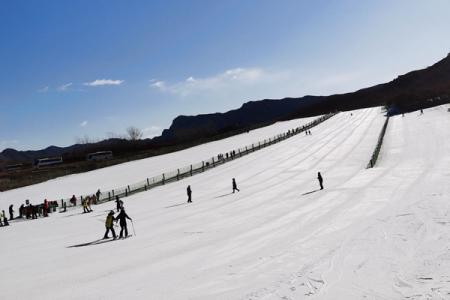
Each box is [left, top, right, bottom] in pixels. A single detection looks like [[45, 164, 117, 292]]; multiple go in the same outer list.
[[2, 105, 450, 299], [0, 116, 317, 207]]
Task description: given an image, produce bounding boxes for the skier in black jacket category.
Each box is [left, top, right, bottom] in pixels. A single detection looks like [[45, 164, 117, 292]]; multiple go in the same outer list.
[[232, 178, 240, 193], [115, 208, 132, 238], [317, 172, 324, 190], [187, 185, 192, 203], [9, 204, 14, 220]]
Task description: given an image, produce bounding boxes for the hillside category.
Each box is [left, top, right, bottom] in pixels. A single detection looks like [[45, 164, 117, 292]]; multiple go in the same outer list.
[[2, 54, 450, 166]]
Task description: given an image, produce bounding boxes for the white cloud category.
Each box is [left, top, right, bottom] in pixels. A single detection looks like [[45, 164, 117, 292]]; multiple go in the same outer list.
[[150, 67, 277, 97], [143, 125, 162, 138], [80, 120, 88, 127], [37, 86, 49, 93], [84, 79, 124, 87], [58, 82, 73, 91], [150, 80, 166, 89]]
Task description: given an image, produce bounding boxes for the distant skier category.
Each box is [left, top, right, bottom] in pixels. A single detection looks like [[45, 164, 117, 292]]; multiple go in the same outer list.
[[115, 196, 123, 212], [115, 208, 132, 238], [43, 199, 49, 217], [317, 172, 324, 190], [2, 210, 9, 226], [82, 198, 90, 213], [9, 204, 14, 220], [232, 178, 240, 193], [103, 210, 117, 239], [187, 185, 192, 203], [96, 189, 101, 202]]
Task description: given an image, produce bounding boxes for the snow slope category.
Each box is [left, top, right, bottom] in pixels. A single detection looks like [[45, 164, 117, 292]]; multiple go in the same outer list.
[[0, 116, 317, 208], [2, 106, 449, 299]]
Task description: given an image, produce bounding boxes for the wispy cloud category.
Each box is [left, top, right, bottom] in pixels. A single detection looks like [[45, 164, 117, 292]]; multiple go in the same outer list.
[[37, 86, 49, 93], [80, 120, 88, 127], [84, 79, 124, 87], [58, 82, 73, 91], [150, 67, 274, 96]]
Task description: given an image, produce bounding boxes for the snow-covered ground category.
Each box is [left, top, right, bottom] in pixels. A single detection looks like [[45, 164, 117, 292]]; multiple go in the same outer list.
[[2, 105, 450, 299], [0, 116, 317, 207]]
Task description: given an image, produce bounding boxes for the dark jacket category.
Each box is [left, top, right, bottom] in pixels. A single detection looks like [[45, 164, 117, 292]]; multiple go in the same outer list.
[[116, 210, 131, 226]]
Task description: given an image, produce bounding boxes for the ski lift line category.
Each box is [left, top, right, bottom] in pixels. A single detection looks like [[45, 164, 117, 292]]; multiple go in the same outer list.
[[57, 113, 338, 207]]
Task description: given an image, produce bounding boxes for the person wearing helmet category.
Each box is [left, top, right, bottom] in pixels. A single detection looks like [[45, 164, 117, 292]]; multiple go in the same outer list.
[[103, 211, 117, 239]]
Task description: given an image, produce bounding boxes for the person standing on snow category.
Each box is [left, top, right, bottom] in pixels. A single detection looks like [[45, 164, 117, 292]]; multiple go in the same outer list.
[[115, 196, 123, 212], [9, 204, 14, 220], [43, 199, 49, 217], [187, 185, 192, 203], [104, 210, 117, 239], [96, 189, 101, 202], [232, 178, 240, 193], [317, 172, 324, 190], [115, 208, 132, 238]]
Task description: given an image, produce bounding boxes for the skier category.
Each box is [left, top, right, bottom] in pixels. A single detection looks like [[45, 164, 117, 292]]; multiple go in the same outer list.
[[187, 185, 192, 203], [2, 210, 9, 226], [115, 196, 123, 212], [103, 210, 117, 239], [96, 189, 101, 202], [43, 199, 49, 217], [232, 178, 240, 193], [9, 204, 14, 220], [82, 198, 89, 213], [115, 208, 132, 238], [317, 172, 324, 190]]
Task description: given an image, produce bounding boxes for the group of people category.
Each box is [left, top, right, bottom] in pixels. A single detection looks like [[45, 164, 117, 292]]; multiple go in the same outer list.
[[0, 198, 60, 227]]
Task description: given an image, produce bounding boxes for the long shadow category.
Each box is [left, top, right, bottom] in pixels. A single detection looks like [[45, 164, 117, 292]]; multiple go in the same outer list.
[[63, 211, 94, 218], [301, 189, 321, 196], [67, 238, 116, 248], [214, 192, 234, 199], [165, 202, 187, 208]]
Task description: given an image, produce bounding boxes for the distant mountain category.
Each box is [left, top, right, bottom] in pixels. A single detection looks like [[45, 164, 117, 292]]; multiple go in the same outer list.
[[2, 53, 450, 165]]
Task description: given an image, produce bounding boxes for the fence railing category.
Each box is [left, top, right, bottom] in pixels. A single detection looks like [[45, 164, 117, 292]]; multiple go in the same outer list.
[[367, 116, 390, 168], [60, 113, 338, 208]]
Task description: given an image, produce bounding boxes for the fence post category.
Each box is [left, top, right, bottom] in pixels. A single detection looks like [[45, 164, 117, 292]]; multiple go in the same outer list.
[[212, 157, 215, 167], [258, 141, 261, 149], [128, 185, 130, 192], [239, 149, 241, 157], [108, 192, 111, 201], [125, 189, 128, 197], [202, 161, 205, 172], [190, 165, 193, 176], [162, 173, 165, 185], [177, 169, 180, 180], [146, 178, 150, 186], [112, 190, 115, 197], [145, 185, 147, 191], [252, 144, 254, 151]]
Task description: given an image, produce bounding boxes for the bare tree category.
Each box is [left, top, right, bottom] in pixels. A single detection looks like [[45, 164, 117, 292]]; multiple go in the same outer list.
[[76, 134, 93, 144], [126, 126, 143, 141]]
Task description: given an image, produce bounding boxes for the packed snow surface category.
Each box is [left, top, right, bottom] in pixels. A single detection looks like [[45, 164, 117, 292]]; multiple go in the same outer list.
[[2, 106, 450, 299]]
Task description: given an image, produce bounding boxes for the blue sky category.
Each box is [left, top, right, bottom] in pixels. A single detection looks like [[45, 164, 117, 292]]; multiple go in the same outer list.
[[1, 0, 450, 151]]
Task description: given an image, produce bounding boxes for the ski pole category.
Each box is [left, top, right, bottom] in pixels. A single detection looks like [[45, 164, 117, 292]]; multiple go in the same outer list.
[[131, 220, 136, 236]]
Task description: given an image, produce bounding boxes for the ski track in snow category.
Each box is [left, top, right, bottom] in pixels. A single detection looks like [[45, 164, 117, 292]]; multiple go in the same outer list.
[[1, 105, 450, 300]]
